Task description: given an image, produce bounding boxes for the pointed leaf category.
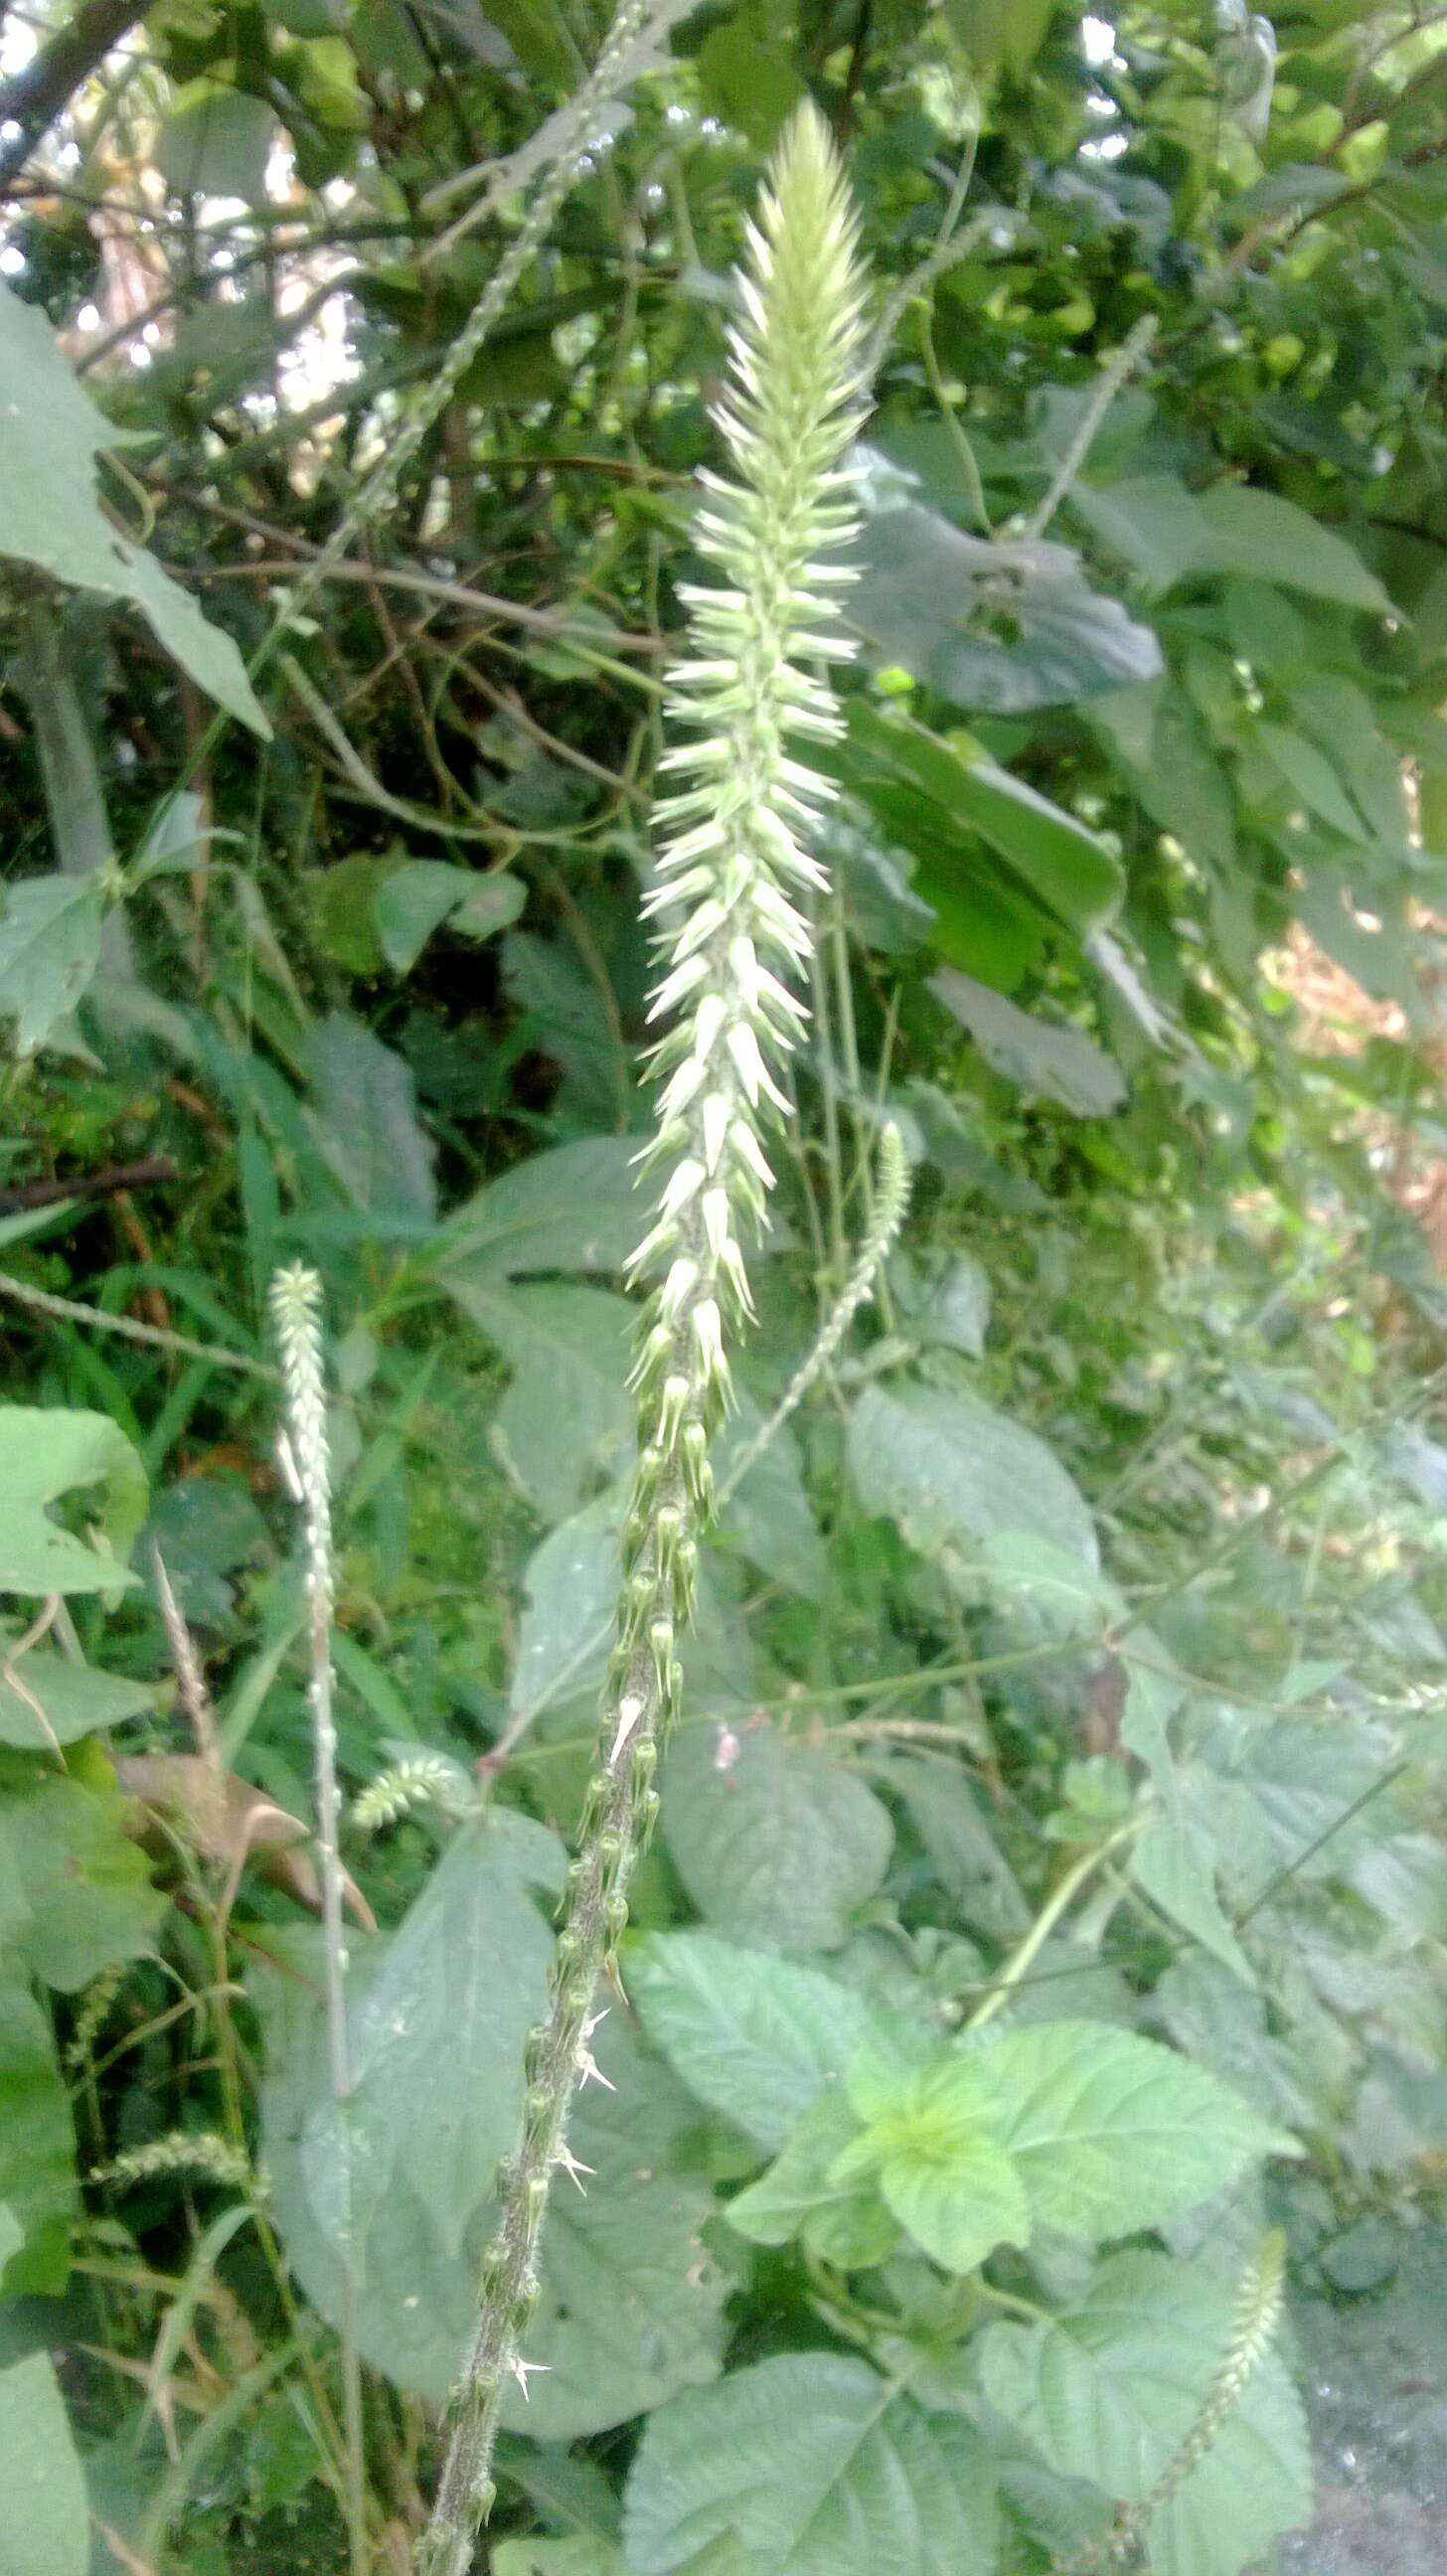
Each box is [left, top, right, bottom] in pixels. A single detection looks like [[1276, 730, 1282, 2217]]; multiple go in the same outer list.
[[976, 2021, 1295, 2240], [628, 1931, 886, 2151], [624, 2352, 1000, 2576]]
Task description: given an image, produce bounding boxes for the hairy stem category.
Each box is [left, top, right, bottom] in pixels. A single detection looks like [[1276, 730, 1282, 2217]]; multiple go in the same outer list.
[[717, 1122, 909, 1507], [417, 103, 873, 2576], [271, 1266, 366, 2576], [1052, 2232, 1288, 2574]]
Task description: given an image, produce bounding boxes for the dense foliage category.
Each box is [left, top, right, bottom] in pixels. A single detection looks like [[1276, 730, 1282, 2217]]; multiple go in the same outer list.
[[7, 4, 1447, 2571]]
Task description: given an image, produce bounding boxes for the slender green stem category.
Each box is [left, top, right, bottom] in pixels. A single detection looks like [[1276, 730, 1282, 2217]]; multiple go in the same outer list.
[[967, 1820, 1140, 2032]]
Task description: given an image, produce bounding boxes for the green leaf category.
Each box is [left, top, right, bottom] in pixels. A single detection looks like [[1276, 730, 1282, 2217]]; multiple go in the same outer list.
[[628, 1932, 886, 2151], [1194, 486, 1390, 613], [256, 1808, 563, 2400], [1256, 723, 1368, 842], [373, 862, 472, 973], [493, 2543, 624, 2576], [0, 1761, 165, 1993], [0, 280, 268, 733], [975, 2021, 1294, 2239], [438, 1138, 645, 1285], [305, 1013, 437, 1222], [0, 877, 105, 1056], [912, 1254, 992, 1359], [931, 968, 1126, 1116], [660, 1716, 893, 1953], [0, 1408, 147, 1598], [728, 2092, 900, 2268], [509, 1497, 619, 1730], [847, 504, 1162, 714], [849, 1383, 1099, 1575], [838, 2055, 1031, 2274], [157, 83, 275, 200], [979, 2250, 1311, 2576], [1130, 1817, 1253, 1985], [0, 1650, 152, 1753], [373, 862, 524, 972], [0, 1985, 77, 2295], [715, 1401, 827, 1601], [449, 1281, 633, 1525], [843, 704, 1125, 945], [1072, 474, 1390, 614], [0, 2332, 88, 2576], [696, 21, 806, 146], [504, 2015, 728, 2439], [946, 0, 1053, 75], [624, 2351, 1000, 2576]]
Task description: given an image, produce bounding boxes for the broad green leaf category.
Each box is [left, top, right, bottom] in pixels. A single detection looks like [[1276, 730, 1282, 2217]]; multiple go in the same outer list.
[[838, 2055, 1030, 2273], [912, 1253, 992, 1359], [0, 2333, 88, 2576], [849, 1383, 1099, 1575], [847, 504, 1162, 714], [624, 2351, 1000, 2576], [660, 1717, 893, 1953], [0, 280, 268, 733], [452, 1280, 633, 1523], [0, 1985, 77, 2295], [696, 20, 805, 145], [503, 2016, 728, 2439], [1155, 1959, 1316, 2132], [728, 2092, 900, 2268], [256, 1808, 563, 2398], [0, 1760, 165, 1992], [439, 1138, 645, 1284], [1072, 474, 1390, 614], [946, 0, 1053, 75], [0, 1407, 147, 1598], [843, 704, 1124, 944], [877, 2122, 1028, 2274], [932, 968, 1126, 1116], [0, 1649, 152, 1753], [1256, 723, 1368, 843], [975, 2021, 1294, 2239], [157, 83, 275, 200], [1130, 1817, 1253, 1986], [373, 861, 523, 972], [1195, 485, 1389, 613], [1090, 680, 1237, 880], [628, 1932, 886, 2150], [979, 2250, 1311, 2576], [509, 1497, 619, 1729], [0, 877, 105, 1056], [305, 1013, 437, 1221]]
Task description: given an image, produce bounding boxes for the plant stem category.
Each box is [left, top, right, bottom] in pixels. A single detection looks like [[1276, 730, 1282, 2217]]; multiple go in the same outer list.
[[416, 104, 873, 2576], [271, 1267, 367, 2576], [967, 1819, 1140, 2032]]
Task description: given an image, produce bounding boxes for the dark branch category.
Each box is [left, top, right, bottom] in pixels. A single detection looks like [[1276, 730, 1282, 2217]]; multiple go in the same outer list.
[[0, 0, 155, 193]]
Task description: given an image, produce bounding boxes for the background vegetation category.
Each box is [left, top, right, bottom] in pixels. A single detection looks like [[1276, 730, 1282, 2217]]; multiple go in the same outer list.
[[6, 2, 1447, 2570]]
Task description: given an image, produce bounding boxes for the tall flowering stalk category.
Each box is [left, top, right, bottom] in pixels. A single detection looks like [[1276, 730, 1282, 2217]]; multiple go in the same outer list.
[[417, 102, 873, 2576], [271, 1264, 367, 2576]]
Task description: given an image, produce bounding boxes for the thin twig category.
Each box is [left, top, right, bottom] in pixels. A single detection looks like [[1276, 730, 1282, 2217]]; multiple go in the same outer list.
[[1025, 315, 1158, 543], [0, 1270, 276, 1380]]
